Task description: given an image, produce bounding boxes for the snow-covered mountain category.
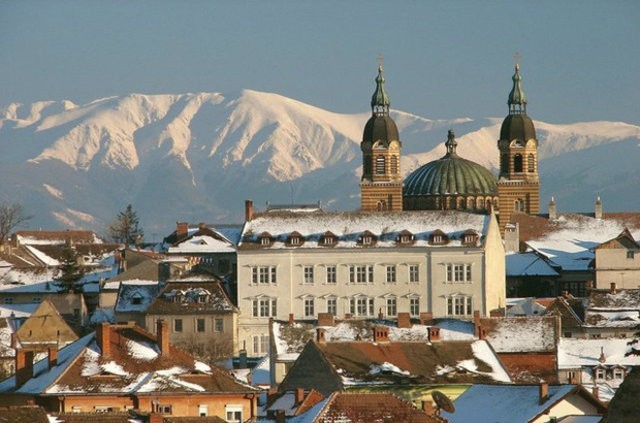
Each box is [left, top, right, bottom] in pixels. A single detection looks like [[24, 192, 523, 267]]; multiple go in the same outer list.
[[1, 90, 638, 236]]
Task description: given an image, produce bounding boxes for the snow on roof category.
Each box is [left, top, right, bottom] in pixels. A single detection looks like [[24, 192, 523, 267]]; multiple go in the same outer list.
[[482, 317, 557, 353], [268, 391, 298, 416], [506, 252, 559, 276], [525, 215, 639, 271], [240, 210, 489, 249], [114, 282, 161, 313], [442, 384, 578, 423], [585, 288, 640, 327], [506, 297, 548, 317], [466, 340, 512, 383], [0, 268, 57, 289], [24, 246, 59, 266], [558, 338, 640, 368], [168, 234, 236, 253], [288, 397, 332, 423], [0, 303, 38, 318]]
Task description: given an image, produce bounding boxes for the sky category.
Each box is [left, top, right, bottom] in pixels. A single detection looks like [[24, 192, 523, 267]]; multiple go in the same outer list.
[[0, 0, 638, 124]]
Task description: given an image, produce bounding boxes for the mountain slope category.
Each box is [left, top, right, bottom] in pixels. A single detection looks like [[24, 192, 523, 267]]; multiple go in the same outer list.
[[0, 90, 638, 236]]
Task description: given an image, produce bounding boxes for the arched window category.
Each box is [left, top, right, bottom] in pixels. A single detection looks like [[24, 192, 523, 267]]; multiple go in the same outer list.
[[449, 197, 456, 210], [460, 198, 467, 209], [390, 155, 398, 174], [468, 199, 475, 210], [377, 200, 387, 211], [528, 153, 535, 173], [514, 154, 523, 172], [478, 198, 485, 209], [515, 199, 525, 212], [375, 156, 386, 174]]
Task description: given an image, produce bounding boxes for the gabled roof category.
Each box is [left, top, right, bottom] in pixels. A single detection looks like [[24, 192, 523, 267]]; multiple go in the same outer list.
[[481, 316, 557, 353], [114, 281, 161, 314], [442, 384, 606, 423], [146, 280, 236, 315], [544, 297, 585, 329], [280, 339, 511, 395], [240, 210, 490, 250], [164, 224, 242, 249], [13, 231, 102, 246], [506, 252, 560, 277], [595, 228, 640, 250], [14, 299, 78, 349], [0, 323, 257, 396], [585, 288, 640, 328], [108, 257, 159, 283]]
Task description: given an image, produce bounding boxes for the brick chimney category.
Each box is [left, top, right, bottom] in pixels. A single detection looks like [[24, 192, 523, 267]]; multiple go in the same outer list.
[[15, 349, 34, 388], [539, 381, 549, 404], [592, 384, 599, 400], [157, 319, 170, 356], [317, 312, 335, 327], [373, 326, 390, 343], [397, 312, 411, 329], [288, 313, 295, 324], [316, 328, 326, 343], [245, 200, 254, 221], [96, 322, 111, 357], [548, 197, 557, 220], [473, 310, 483, 339], [610, 282, 617, 295], [428, 326, 441, 343], [296, 387, 305, 404], [419, 312, 433, 326], [595, 196, 603, 220], [176, 221, 189, 239], [48, 346, 58, 370], [149, 413, 164, 423]]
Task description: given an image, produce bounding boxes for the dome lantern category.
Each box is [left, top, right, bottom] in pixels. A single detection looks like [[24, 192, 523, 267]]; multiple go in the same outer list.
[[371, 55, 391, 117], [508, 63, 527, 115]]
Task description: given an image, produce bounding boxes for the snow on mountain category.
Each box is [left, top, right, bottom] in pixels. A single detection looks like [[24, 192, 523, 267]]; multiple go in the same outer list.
[[0, 90, 638, 235]]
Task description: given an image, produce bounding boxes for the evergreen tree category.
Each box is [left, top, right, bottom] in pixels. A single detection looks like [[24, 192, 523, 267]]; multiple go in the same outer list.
[[108, 204, 144, 245], [55, 244, 85, 293]]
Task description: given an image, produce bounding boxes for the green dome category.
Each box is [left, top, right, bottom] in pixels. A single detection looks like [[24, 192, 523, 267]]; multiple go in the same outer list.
[[500, 114, 537, 142], [404, 130, 498, 197], [363, 115, 400, 145]]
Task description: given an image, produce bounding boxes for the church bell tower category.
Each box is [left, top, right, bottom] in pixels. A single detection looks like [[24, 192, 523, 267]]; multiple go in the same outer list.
[[360, 58, 403, 211]]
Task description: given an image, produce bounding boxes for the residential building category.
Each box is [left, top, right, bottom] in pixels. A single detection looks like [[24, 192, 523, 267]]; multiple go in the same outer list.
[[594, 228, 640, 289], [237, 204, 505, 356]]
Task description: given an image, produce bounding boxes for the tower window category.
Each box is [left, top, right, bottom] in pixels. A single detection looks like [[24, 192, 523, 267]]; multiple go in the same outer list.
[[515, 199, 525, 212], [514, 154, 523, 172], [375, 156, 386, 174], [528, 153, 535, 173], [390, 156, 398, 174], [501, 154, 509, 174]]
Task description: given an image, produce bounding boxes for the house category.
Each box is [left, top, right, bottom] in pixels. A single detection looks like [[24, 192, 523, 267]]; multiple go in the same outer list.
[[162, 222, 242, 281], [594, 229, 640, 289], [442, 383, 606, 423], [237, 202, 505, 356], [269, 314, 476, 385], [478, 314, 559, 383], [144, 275, 238, 359], [114, 280, 162, 326], [277, 327, 511, 400], [543, 294, 586, 338], [582, 283, 640, 339], [11, 299, 79, 353], [506, 202, 640, 296], [0, 320, 259, 420], [261, 390, 446, 423], [557, 338, 640, 402]]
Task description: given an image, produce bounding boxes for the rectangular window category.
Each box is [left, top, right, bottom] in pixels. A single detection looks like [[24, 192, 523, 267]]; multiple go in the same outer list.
[[447, 296, 472, 317], [410, 298, 419, 316], [386, 265, 396, 283], [349, 265, 373, 283], [31, 297, 41, 304], [304, 298, 315, 317], [174, 318, 183, 333], [454, 264, 464, 282], [252, 335, 270, 355], [326, 266, 337, 284], [155, 404, 172, 415], [215, 318, 224, 332], [613, 368, 625, 379], [198, 404, 208, 417], [327, 297, 337, 315], [3, 298, 13, 305], [350, 297, 373, 317], [409, 264, 419, 283], [627, 251, 635, 259], [303, 266, 314, 284], [595, 368, 606, 380], [252, 266, 277, 284], [196, 318, 206, 332], [225, 406, 243, 423], [446, 263, 471, 283], [386, 297, 397, 317], [252, 298, 277, 317]]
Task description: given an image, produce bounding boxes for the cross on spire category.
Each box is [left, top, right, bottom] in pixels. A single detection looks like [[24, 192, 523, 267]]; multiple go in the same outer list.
[[377, 53, 383, 70], [513, 51, 521, 70]]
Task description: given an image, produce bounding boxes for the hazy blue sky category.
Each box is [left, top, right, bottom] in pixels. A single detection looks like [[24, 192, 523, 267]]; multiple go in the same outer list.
[[1, 0, 638, 124]]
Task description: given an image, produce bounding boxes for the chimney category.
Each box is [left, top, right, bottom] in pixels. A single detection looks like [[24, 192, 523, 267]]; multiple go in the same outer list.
[[15, 349, 34, 388], [316, 328, 327, 343], [548, 197, 557, 220], [149, 414, 164, 423], [592, 384, 599, 400], [48, 346, 58, 370], [97, 322, 111, 357], [503, 223, 520, 253], [595, 196, 603, 220], [599, 346, 606, 363], [198, 222, 207, 230], [421, 400, 434, 416], [373, 326, 390, 343], [419, 312, 433, 326], [473, 310, 482, 339], [176, 221, 189, 239], [239, 345, 248, 369], [288, 313, 295, 324], [344, 313, 352, 320], [157, 319, 170, 356], [610, 282, 617, 295], [397, 312, 411, 329], [245, 200, 254, 221], [317, 312, 335, 327], [296, 387, 305, 404], [428, 326, 441, 343], [539, 381, 549, 404]]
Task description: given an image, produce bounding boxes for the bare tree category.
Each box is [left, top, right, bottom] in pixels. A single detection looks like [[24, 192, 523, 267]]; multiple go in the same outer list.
[[0, 202, 32, 245]]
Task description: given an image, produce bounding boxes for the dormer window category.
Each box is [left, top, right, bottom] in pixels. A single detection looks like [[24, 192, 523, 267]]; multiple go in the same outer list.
[[461, 230, 479, 246], [131, 293, 143, 306], [258, 232, 272, 246], [319, 231, 337, 246], [429, 230, 448, 245], [286, 231, 304, 247], [197, 294, 207, 303], [396, 230, 414, 245], [358, 231, 377, 246]]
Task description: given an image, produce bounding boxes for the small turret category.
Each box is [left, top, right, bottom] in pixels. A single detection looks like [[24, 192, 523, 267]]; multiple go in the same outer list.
[[548, 197, 557, 220], [508, 63, 527, 114]]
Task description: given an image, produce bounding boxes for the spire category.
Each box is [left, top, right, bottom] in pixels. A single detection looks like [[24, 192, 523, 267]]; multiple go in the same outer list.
[[444, 129, 458, 156], [508, 63, 527, 114], [371, 55, 390, 116]]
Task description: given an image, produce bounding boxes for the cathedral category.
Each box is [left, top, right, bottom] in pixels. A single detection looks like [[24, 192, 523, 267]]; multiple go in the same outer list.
[[360, 61, 540, 232]]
